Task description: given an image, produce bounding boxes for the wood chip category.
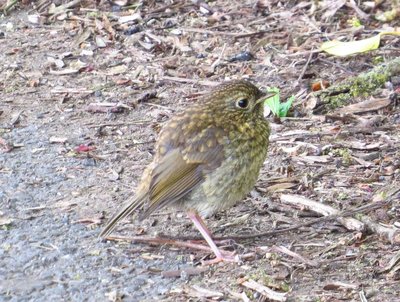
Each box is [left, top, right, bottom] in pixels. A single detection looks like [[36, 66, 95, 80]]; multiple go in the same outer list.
[[293, 155, 332, 164], [0, 217, 14, 226], [378, 250, 400, 273], [341, 141, 381, 150], [49, 136, 68, 144], [266, 182, 297, 192], [271, 245, 319, 267], [280, 194, 365, 232], [188, 285, 224, 299], [118, 13, 142, 24], [323, 281, 359, 290], [141, 253, 165, 260], [338, 97, 392, 114], [49, 68, 80, 75], [240, 279, 287, 302], [107, 64, 128, 75], [162, 267, 208, 278]]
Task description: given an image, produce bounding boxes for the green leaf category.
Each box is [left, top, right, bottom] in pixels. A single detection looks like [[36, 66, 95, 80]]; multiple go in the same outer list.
[[264, 87, 294, 118], [279, 95, 294, 117], [264, 87, 280, 116]]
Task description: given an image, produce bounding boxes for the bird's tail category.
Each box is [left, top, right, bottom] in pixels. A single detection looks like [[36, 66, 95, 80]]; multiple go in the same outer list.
[[99, 194, 146, 239]]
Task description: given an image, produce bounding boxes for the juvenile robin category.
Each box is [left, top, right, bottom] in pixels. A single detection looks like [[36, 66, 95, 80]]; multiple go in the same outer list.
[[100, 80, 274, 263]]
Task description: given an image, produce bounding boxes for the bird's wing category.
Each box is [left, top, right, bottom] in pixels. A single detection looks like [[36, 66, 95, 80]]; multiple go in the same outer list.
[[139, 126, 226, 220]]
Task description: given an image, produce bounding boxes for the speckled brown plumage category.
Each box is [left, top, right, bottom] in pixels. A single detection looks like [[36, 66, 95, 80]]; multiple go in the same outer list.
[[100, 80, 273, 263]]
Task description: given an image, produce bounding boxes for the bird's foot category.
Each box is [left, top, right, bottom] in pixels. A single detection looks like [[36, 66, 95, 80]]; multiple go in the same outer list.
[[201, 250, 241, 266]]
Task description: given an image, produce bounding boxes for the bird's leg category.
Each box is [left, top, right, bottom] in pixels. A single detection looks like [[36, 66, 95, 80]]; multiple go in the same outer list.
[[187, 211, 240, 264], [188, 212, 234, 246]]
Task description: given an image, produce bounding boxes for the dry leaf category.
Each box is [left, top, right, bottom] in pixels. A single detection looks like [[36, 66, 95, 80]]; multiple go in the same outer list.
[[0, 217, 14, 226], [107, 65, 128, 75], [321, 31, 400, 57], [338, 97, 392, 114], [118, 13, 142, 24]]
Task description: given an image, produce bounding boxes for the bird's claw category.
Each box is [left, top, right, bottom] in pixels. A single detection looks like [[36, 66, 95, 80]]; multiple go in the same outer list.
[[201, 250, 241, 265]]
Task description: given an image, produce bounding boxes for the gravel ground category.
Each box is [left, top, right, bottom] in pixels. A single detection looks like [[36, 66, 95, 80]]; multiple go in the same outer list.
[[0, 118, 187, 301]]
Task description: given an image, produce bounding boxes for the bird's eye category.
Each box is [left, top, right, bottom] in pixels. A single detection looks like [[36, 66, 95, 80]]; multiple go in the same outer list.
[[236, 98, 249, 109]]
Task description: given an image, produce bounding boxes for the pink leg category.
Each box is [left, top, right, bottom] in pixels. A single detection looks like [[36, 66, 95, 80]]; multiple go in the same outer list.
[[189, 212, 235, 245], [191, 211, 213, 238], [187, 211, 239, 264]]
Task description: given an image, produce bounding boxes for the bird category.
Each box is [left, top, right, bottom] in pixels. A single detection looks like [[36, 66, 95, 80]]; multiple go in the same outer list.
[[99, 80, 274, 263]]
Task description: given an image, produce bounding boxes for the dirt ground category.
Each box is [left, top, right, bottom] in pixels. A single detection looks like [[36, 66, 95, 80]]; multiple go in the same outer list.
[[1, 1, 400, 301]]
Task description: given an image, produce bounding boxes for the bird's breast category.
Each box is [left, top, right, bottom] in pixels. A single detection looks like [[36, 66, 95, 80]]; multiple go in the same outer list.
[[182, 119, 270, 217]]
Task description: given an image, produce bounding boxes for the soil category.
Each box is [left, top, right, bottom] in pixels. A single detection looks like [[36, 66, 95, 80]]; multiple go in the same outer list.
[[1, 1, 399, 301]]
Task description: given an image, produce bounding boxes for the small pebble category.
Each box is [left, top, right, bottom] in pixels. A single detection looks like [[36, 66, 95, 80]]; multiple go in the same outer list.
[[82, 158, 97, 167], [163, 20, 175, 28], [124, 25, 143, 35], [228, 51, 253, 62], [111, 5, 121, 12]]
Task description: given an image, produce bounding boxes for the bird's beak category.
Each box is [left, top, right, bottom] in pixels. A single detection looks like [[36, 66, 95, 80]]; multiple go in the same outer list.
[[256, 91, 276, 104]]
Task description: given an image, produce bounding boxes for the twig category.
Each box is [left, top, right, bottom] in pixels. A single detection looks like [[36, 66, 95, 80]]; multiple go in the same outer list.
[[103, 199, 395, 256], [359, 289, 368, 302], [317, 58, 356, 75], [280, 194, 365, 232], [271, 245, 319, 267], [269, 125, 398, 142], [310, 57, 400, 113], [296, 48, 314, 84], [284, 49, 322, 57], [163, 200, 390, 241], [162, 267, 209, 278], [104, 235, 213, 252], [211, 43, 227, 71], [180, 27, 272, 38], [51, 88, 94, 94], [162, 76, 220, 86], [48, 0, 82, 15], [86, 120, 151, 128], [85, 102, 132, 113], [239, 279, 287, 302], [377, 250, 400, 274], [223, 200, 389, 241], [357, 215, 400, 244], [2, 0, 18, 14]]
